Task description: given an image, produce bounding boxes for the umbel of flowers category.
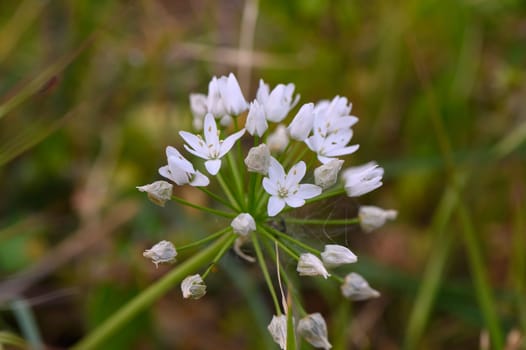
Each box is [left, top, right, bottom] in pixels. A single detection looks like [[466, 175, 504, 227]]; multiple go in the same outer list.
[[138, 73, 396, 349]]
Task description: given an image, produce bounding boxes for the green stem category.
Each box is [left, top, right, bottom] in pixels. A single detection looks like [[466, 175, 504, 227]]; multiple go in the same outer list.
[[226, 152, 246, 209], [457, 201, 504, 349], [177, 227, 232, 252], [262, 223, 320, 256], [202, 233, 236, 278], [259, 226, 299, 260], [216, 171, 243, 212], [284, 217, 359, 226], [171, 195, 235, 218], [73, 234, 232, 350], [198, 187, 236, 211], [251, 230, 281, 314], [403, 180, 461, 350]]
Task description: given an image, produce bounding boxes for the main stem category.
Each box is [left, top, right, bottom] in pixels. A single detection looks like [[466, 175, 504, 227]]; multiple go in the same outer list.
[[73, 234, 233, 350]]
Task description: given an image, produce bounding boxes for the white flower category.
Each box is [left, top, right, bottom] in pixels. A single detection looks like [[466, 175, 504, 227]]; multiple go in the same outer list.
[[231, 213, 256, 236], [341, 272, 380, 301], [342, 162, 383, 197], [314, 159, 344, 189], [313, 96, 358, 137], [206, 73, 248, 118], [359, 206, 398, 232], [267, 314, 288, 350], [267, 124, 289, 153], [181, 274, 207, 299], [287, 103, 314, 141], [143, 240, 177, 268], [244, 144, 271, 175], [158, 146, 210, 187], [297, 253, 330, 279], [256, 79, 300, 123], [179, 113, 245, 175], [305, 128, 359, 164], [321, 244, 357, 268], [245, 100, 268, 136], [297, 313, 332, 350], [189, 93, 207, 130], [263, 157, 322, 217], [136, 180, 173, 206]]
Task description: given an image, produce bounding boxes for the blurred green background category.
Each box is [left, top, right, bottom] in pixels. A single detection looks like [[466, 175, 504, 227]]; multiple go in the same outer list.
[[0, 0, 525, 349]]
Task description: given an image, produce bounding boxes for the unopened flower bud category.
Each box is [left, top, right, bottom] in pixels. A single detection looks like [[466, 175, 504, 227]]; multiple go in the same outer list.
[[136, 181, 173, 207], [189, 93, 207, 131], [267, 314, 288, 350], [297, 253, 330, 279], [321, 244, 357, 268], [288, 103, 314, 141], [297, 313, 332, 350], [143, 240, 177, 267], [231, 213, 256, 236], [341, 272, 380, 301], [314, 159, 344, 189], [267, 124, 289, 153], [181, 274, 207, 299], [358, 206, 397, 232], [244, 144, 271, 175]]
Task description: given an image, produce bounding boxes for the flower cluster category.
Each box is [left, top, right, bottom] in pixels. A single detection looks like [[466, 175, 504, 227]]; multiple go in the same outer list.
[[138, 73, 397, 349]]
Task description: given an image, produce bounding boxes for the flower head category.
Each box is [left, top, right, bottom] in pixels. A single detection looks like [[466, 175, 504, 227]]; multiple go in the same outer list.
[[359, 206, 398, 232], [143, 240, 177, 268], [287, 103, 314, 141], [206, 73, 248, 119], [297, 313, 332, 350], [245, 100, 268, 137], [263, 157, 322, 216], [159, 146, 209, 186], [256, 79, 299, 123], [181, 274, 207, 299], [342, 162, 384, 197], [136, 180, 173, 206], [180, 114, 245, 175], [297, 253, 330, 279]]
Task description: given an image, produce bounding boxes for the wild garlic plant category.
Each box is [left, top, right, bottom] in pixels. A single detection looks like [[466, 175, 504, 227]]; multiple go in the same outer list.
[[139, 73, 396, 349]]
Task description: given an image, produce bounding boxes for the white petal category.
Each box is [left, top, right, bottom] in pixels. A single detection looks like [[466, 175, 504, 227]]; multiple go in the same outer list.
[[297, 184, 322, 199], [284, 195, 305, 208], [324, 144, 360, 157], [179, 131, 205, 155], [203, 113, 219, 149], [268, 196, 286, 217], [262, 177, 278, 196], [218, 128, 245, 158], [268, 157, 285, 183], [190, 171, 210, 187], [158, 165, 172, 181], [205, 159, 222, 175], [285, 161, 306, 189]]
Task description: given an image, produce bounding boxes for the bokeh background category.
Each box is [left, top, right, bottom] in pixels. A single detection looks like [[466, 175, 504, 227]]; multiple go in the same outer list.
[[1, 0, 525, 349]]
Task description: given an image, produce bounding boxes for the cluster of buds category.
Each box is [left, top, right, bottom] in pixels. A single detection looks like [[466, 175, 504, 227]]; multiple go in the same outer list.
[[138, 73, 397, 348]]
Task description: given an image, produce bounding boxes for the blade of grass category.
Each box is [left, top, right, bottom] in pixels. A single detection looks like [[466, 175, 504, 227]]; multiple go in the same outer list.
[[10, 299, 43, 350], [0, 0, 49, 63], [0, 33, 96, 121]]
